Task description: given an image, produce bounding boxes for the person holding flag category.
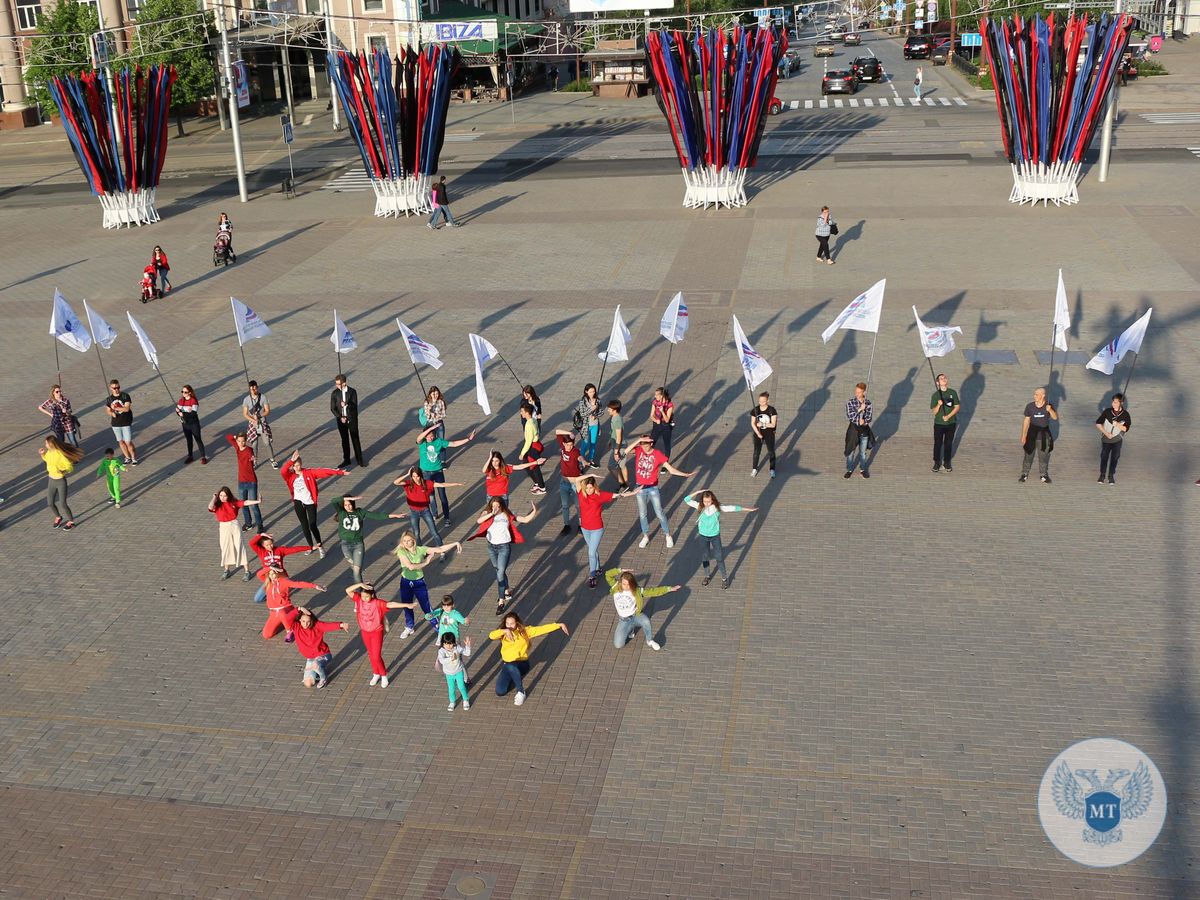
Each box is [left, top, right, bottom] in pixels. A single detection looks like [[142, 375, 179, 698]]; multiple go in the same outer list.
[[242, 381, 278, 469], [330, 374, 365, 469], [1019, 387, 1058, 484], [930, 375, 961, 473], [749, 392, 777, 479], [1095, 394, 1132, 485]]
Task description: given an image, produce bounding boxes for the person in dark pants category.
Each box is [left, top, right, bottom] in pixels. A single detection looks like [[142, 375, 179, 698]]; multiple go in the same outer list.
[[280, 450, 346, 559], [1095, 393, 1131, 484], [427, 176, 460, 229], [1019, 387, 1058, 483], [815, 205, 836, 264], [175, 385, 208, 465], [330, 374, 365, 468], [749, 391, 777, 478], [930, 373, 960, 473]]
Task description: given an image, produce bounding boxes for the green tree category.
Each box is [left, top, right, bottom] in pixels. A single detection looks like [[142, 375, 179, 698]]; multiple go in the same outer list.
[[22, 0, 98, 114], [124, 0, 217, 136]]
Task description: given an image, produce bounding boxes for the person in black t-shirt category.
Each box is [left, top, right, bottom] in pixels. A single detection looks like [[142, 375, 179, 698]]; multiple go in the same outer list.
[[1095, 393, 1132, 485], [749, 391, 778, 478], [105, 379, 138, 465], [1019, 387, 1058, 483]]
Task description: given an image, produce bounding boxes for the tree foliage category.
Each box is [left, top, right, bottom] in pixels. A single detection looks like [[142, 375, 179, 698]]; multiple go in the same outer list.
[[125, 0, 217, 109], [22, 0, 98, 113]]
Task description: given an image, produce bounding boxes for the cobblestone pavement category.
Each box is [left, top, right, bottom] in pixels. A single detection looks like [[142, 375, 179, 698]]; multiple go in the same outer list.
[[0, 157, 1197, 898]]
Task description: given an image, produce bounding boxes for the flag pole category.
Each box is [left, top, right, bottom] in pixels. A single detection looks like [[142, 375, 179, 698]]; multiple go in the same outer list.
[[411, 362, 427, 398], [865, 332, 879, 391], [663, 343, 673, 392], [596, 348, 611, 399], [926, 356, 937, 384], [53, 335, 62, 387], [496, 352, 523, 391], [152, 361, 176, 407], [82, 301, 109, 388], [334, 309, 343, 378], [1120, 352, 1139, 399], [238, 343, 252, 388], [1048, 324, 1056, 386]]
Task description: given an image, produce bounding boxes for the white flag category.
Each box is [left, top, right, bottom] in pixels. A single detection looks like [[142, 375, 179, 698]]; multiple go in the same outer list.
[[732, 315, 773, 391], [82, 299, 118, 350], [912, 306, 963, 359], [231, 296, 271, 346], [821, 278, 886, 344], [659, 291, 689, 344], [331, 309, 357, 354], [469, 332, 499, 416], [599, 306, 633, 362], [1053, 269, 1070, 353], [125, 311, 160, 368], [1086, 308, 1153, 375], [397, 320, 443, 369], [49, 289, 92, 353]]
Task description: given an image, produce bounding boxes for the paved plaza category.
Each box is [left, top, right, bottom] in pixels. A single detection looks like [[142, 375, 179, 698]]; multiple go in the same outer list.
[[0, 81, 1199, 898]]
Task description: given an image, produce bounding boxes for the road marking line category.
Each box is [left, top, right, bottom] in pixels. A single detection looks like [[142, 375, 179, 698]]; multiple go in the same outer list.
[[849, 98, 859, 107], [909, 97, 921, 106], [939, 97, 951, 105], [954, 97, 967, 106], [864, 97, 874, 106], [805, 99, 814, 109], [923, 97, 935, 105], [790, 99, 800, 109], [834, 99, 844, 107], [302, 114, 313, 126], [820, 98, 829, 108]]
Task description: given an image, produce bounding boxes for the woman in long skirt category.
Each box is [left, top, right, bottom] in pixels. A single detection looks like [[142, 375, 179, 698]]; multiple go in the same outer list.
[[208, 486, 261, 580]]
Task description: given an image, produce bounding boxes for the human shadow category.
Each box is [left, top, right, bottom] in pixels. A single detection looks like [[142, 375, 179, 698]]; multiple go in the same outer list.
[[463, 193, 526, 222], [873, 366, 918, 444], [832, 219, 866, 260], [955, 362, 985, 450]]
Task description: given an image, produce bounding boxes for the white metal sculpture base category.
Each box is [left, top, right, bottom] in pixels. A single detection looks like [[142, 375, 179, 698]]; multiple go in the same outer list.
[[682, 167, 748, 210], [1009, 163, 1080, 207], [100, 188, 160, 229], [371, 175, 432, 218]]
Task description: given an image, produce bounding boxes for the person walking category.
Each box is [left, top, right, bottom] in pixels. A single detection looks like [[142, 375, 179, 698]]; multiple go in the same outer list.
[[622, 434, 696, 549], [226, 432, 263, 532], [1019, 387, 1058, 484], [1096, 393, 1132, 485], [242, 380, 277, 469], [105, 379, 138, 465], [280, 449, 346, 557], [344, 582, 415, 688], [249, 532, 311, 604], [39, 385, 80, 447], [649, 387, 676, 458], [427, 176, 460, 229], [417, 423, 475, 525], [914, 65, 924, 101], [217, 212, 235, 262], [566, 474, 639, 587], [606, 568, 677, 650], [437, 633, 473, 712], [151, 245, 172, 294], [282, 605, 347, 689], [482, 450, 545, 508], [930, 373, 961, 473], [553, 428, 584, 535], [421, 386, 448, 466], [750, 391, 778, 478], [815, 206, 836, 265], [468, 498, 538, 614], [394, 530, 462, 639], [95, 448, 125, 509], [331, 495, 405, 582], [208, 486, 260, 580], [605, 400, 630, 493], [683, 490, 757, 589], [518, 402, 547, 495], [844, 382, 874, 479], [40, 436, 83, 530], [175, 385, 208, 465], [331, 374, 366, 469], [488, 612, 569, 705], [574, 384, 601, 466], [395, 466, 464, 545], [261, 567, 324, 643]]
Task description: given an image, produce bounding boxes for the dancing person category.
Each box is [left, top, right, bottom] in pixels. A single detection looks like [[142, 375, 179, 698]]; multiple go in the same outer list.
[[105, 379, 137, 465], [226, 432, 263, 532], [567, 474, 639, 588], [606, 568, 678, 650], [930, 373, 961, 473], [815, 205, 835, 264], [1019, 387, 1058, 484], [422, 386, 447, 466], [1096, 393, 1131, 485], [331, 374, 365, 469], [39, 385, 79, 447], [649, 387, 676, 458], [176, 384, 207, 465], [282, 605, 346, 689], [242, 380, 277, 469], [417, 423, 475, 525], [208, 487, 259, 580], [437, 633, 472, 712], [521, 385, 543, 422], [345, 582, 414, 688], [394, 530, 462, 638], [249, 532, 310, 604], [395, 466, 464, 545], [425, 594, 469, 640], [606, 400, 629, 493], [95, 448, 125, 509], [575, 383, 601, 466], [482, 450, 544, 508], [217, 212, 235, 261], [683, 490, 757, 589], [427, 176, 460, 229], [151, 245, 171, 294], [468, 498, 537, 614], [488, 612, 569, 705], [519, 402, 546, 495], [622, 434, 696, 549], [553, 428, 584, 534], [844, 382, 873, 479], [40, 436, 83, 530], [749, 391, 778, 478], [280, 449, 346, 557], [261, 567, 323, 642], [331, 495, 404, 582]]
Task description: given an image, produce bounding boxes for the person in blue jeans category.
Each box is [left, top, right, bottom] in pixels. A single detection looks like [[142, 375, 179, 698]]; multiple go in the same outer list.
[[844, 382, 873, 479], [488, 613, 569, 706], [621, 435, 696, 550], [469, 498, 538, 614], [427, 176, 460, 229], [416, 423, 474, 524], [393, 531, 461, 639], [553, 428, 584, 535], [575, 384, 601, 466]]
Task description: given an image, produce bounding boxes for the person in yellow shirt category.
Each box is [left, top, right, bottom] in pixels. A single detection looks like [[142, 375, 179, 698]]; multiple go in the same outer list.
[[488, 612, 569, 706], [39, 436, 85, 530]]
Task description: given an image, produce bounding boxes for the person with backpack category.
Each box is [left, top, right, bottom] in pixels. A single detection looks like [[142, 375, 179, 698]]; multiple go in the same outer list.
[[40, 436, 84, 530], [427, 176, 460, 229], [344, 582, 416, 688]]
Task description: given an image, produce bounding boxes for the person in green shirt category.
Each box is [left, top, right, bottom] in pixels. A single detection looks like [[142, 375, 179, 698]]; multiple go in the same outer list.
[[417, 423, 475, 524], [330, 495, 406, 582], [930, 373, 961, 473], [605, 567, 680, 650], [96, 448, 127, 508], [683, 491, 757, 589], [394, 530, 461, 638]]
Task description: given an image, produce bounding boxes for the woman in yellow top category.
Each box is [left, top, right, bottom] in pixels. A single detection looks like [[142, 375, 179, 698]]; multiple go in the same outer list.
[[488, 612, 569, 705], [39, 436, 85, 530], [605, 568, 679, 651]]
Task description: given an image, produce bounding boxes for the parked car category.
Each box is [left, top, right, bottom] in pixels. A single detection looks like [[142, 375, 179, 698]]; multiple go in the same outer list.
[[814, 39, 837, 58], [843, 32, 862, 46], [822, 69, 857, 95], [850, 56, 883, 83], [904, 33, 933, 59], [769, 96, 784, 115], [931, 37, 951, 65]]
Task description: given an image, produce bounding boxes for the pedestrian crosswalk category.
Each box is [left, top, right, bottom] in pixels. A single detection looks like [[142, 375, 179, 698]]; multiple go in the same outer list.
[[1189, 147, 1200, 160], [789, 96, 970, 110], [1140, 112, 1200, 124], [321, 170, 374, 192]]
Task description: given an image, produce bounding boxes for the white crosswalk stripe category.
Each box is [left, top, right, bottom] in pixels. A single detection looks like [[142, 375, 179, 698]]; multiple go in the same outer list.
[[819, 98, 829, 108], [849, 98, 859, 107], [923, 97, 935, 106], [1189, 147, 1200, 159], [790, 99, 800, 109], [1141, 112, 1200, 124], [834, 99, 844, 107], [954, 97, 967, 106], [805, 99, 814, 109], [939, 97, 951, 106], [864, 98, 874, 106], [321, 170, 374, 192], [909, 97, 921, 106]]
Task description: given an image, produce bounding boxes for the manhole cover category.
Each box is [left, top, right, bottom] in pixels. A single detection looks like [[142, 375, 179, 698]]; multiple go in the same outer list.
[[456, 876, 487, 896]]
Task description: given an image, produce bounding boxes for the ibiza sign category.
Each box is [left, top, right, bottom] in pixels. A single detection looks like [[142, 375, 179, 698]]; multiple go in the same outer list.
[[421, 21, 499, 43]]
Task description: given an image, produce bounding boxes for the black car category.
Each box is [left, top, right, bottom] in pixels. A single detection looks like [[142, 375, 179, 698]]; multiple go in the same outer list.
[[930, 37, 951, 65], [822, 69, 857, 95], [904, 34, 932, 59], [851, 56, 883, 83]]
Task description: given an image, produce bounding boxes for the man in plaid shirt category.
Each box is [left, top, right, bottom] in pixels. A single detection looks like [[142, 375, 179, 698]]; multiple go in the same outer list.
[[844, 382, 873, 479]]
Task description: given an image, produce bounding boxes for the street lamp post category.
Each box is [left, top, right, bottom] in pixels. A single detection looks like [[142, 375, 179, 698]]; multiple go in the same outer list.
[[218, 0, 249, 202]]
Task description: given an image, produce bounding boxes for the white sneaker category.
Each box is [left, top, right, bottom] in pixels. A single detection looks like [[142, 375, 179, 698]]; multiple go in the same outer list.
[[448, 702, 456, 712], [514, 691, 526, 706], [380, 676, 389, 688], [317, 546, 326, 559], [751, 468, 758, 477], [369, 674, 380, 686], [638, 535, 650, 549], [399, 626, 414, 639], [647, 640, 661, 651], [664, 534, 674, 548]]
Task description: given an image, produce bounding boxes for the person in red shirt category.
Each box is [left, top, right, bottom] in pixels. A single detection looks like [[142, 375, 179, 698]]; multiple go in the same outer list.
[[249, 532, 311, 603], [621, 434, 696, 550], [283, 605, 345, 688], [262, 567, 324, 643], [208, 486, 261, 581], [343, 582, 416, 688], [393, 466, 464, 546], [280, 449, 346, 559], [566, 474, 640, 587], [553, 428, 584, 536], [226, 432, 263, 532], [481, 451, 544, 508]]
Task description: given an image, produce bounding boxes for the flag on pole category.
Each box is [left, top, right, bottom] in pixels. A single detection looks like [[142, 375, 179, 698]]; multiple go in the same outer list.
[[912, 306, 963, 358], [599, 306, 633, 361], [732, 315, 773, 391], [397, 320, 443, 369], [821, 279, 886, 344], [231, 296, 271, 346], [1085, 309, 1153, 375], [331, 309, 358, 353], [1053, 269, 1071, 353], [125, 311, 160, 368], [82, 300, 118, 349], [659, 291, 689, 344], [50, 289, 92, 353], [469, 332, 499, 416]]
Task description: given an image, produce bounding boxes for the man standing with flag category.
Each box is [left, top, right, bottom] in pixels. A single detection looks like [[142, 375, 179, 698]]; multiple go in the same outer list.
[[330, 374, 366, 469], [1019, 387, 1058, 484], [105, 379, 138, 465], [930, 374, 961, 473]]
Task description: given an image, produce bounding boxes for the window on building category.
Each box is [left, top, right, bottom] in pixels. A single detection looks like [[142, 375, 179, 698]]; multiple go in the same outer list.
[[363, 0, 383, 11], [16, 0, 41, 30], [125, 0, 141, 19], [368, 34, 388, 53]]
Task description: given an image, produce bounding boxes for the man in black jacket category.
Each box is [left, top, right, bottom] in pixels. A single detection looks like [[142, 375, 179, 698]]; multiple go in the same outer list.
[[331, 374, 366, 469]]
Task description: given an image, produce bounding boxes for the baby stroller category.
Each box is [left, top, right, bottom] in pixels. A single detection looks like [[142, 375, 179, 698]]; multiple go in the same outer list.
[[213, 230, 234, 267], [139, 265, 159, 303]]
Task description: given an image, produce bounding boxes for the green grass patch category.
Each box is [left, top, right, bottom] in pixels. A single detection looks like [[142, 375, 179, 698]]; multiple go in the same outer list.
[[562, 77, 593, 92], [1135, 59, 1168, 77], [968, 70, 994, 90]]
